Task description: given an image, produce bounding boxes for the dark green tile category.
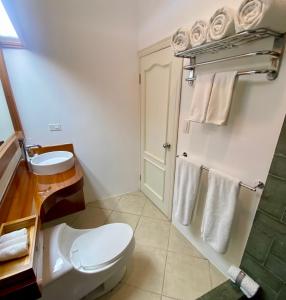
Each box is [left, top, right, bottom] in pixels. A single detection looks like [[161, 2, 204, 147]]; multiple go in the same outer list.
[[271, 237, 286, 262], [275, 122, 286, 156], [255, 211, 286, 235], [198, 281, 244, 300], [245, 223, 273, 262], [277, 285, 286, 300], [265, 253, 286, 281], [259, 175, 286, 221], [270, 154, 286, 179], [241, 254, 283, 292]]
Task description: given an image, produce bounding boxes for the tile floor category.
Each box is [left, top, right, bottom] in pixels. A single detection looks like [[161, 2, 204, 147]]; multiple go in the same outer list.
[[49, 192, 226, 300]]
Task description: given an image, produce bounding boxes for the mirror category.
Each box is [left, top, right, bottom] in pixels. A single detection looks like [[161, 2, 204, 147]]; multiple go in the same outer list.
[[0, 79, 14, 146]]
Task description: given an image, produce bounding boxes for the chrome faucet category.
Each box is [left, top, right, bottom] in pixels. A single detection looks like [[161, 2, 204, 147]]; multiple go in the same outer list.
[[25, 144, 42, 157]]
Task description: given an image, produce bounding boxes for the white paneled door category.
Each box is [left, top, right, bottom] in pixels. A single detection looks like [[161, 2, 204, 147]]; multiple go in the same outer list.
[[140, 46, 182, 218]]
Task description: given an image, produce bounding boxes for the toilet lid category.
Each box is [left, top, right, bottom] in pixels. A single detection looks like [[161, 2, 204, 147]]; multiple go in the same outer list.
[[69, 223, 133, 271]]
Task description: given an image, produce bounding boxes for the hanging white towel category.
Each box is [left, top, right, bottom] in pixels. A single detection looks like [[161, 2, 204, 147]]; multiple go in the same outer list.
[[236, 0, 286, 33], [201, 169, 239, 253], [189, 73, 215, 123], [190, 20, 209, 47], [171, 27, 191, 53], [174, 157, 202, 226], [205, 71, 237, 125], [0, 242, 29, 262], [208, 7, 236, 41], [228, 265, 260, 298], [0, 228, 27, 244]]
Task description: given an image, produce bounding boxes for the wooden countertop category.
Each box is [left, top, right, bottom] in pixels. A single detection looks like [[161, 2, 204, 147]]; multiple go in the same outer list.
[[0, 144, 84, 224], [0, 143, 85, 298]]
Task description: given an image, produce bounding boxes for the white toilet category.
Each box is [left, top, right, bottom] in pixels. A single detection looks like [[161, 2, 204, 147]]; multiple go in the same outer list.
[[41, 222, 135, 300]]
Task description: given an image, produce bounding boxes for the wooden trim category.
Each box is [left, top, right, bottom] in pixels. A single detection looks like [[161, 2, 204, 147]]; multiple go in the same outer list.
[[0, 49, 23, 132], [138, 36, 171, 58], [0, 40, 24, 49], [0, 134, 19, 181]]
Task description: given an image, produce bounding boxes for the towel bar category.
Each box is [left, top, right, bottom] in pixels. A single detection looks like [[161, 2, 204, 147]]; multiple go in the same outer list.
[[175, 28, 286, 85], [176, 153, 265, 192]]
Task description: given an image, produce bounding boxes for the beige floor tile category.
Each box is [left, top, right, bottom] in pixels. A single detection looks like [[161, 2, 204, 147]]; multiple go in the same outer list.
[[99, 283, 161, 300], [209, 264, 227, 288], [168, 226, 205, 259], [161, 296, 179, 300], [135, 217, 170, 250], [88, 197, 120, 210], [72, 206, 112, 229], [163, 252, 211, 300], [124, 244, 167, 294], [142, 201, 168, 221], [106, 211, 140, 231], [116, 192, 146, 215]]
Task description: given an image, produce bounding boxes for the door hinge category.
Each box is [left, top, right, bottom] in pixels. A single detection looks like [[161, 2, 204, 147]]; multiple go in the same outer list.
[[139, 74, 141, 84]]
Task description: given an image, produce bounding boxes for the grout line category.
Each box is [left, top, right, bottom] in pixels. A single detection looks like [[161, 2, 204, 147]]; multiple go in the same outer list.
[[161, 217, 172, 296], [207, 260, 214, 288]]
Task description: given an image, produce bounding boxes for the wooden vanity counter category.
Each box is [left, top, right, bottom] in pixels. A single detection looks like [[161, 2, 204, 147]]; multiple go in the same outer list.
[[0, 143, 85, 299], [0, 143, 85, 224]]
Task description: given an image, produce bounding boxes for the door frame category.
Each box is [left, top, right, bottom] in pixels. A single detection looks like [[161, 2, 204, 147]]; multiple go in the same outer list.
[[138, 37, 183, 219]]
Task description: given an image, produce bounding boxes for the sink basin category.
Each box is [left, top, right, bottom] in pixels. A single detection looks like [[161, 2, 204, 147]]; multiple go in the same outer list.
[[30, 151, 75, 175]]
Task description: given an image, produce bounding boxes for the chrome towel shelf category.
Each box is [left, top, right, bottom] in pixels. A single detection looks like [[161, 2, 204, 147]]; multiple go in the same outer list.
[[175, 28, 285, 84], [177, 152, 265, 192]]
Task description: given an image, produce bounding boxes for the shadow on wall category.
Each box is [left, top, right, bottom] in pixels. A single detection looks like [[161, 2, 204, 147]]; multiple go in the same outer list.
[[2, 0, 140, 201]]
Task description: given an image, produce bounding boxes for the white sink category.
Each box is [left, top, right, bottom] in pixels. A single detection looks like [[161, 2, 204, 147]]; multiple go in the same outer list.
[[30, 151, 75, 175]]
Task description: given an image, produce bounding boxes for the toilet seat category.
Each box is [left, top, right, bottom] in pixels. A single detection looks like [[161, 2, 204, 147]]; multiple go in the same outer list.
[[69, 223, 133, 272]]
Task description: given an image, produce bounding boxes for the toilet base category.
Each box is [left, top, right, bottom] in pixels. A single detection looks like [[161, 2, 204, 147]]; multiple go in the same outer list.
[[83, 266, 126, 300]]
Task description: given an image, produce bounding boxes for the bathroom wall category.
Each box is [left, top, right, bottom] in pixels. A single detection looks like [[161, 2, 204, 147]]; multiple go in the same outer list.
[[137, 0, 240, 50], [3, 0, 139, 201], [240, 117, 286, 299], [137, 0, 286, 276]]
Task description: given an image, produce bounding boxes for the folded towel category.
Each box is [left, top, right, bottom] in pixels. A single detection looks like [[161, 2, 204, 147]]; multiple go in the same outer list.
[[228, 265, 260, 298], [205, 71, 237, 125], [171, 27, 191, 53], [0, 228, 27, 244], [201, 169, 239, 253], [190, 20, 209, 47], [236, 0, 286, 33], [208, 7, 236, 41], [174, 157, 202, 226], [189, 73, 215, 123], [0, 242, 29, 262], [0, 235, 28, 249]]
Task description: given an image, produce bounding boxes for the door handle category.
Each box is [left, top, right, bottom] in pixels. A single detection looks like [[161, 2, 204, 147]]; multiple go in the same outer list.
[[163, 143, 171, 149]]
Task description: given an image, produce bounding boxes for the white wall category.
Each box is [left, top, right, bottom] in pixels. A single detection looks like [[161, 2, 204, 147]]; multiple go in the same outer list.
[[137, 0, 286, 275], [3, 0, 140, 201], [138, 0, 240, 50]]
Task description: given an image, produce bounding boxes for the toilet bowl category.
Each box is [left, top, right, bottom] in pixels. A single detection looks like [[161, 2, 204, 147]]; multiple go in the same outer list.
[[41, 222, 135, 300]]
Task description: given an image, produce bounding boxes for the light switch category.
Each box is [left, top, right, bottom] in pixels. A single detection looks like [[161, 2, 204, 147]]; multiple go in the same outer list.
[[48, 123, 62, 131]]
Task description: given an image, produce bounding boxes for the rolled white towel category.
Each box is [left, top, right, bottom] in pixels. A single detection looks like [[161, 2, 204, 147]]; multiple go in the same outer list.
[[0, 235, 29, 249], [208, 7, 236, 41], [171, 27, 191, 53], [228, 265, 260, 298], [190, 20, 208, 47], [0, 242, 29, 262], [0, 228, 27, 244], [236, 0, 286, 33]]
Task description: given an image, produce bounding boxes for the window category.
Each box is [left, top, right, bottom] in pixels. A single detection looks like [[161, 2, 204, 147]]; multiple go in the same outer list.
[[0, 1, 22, 48]]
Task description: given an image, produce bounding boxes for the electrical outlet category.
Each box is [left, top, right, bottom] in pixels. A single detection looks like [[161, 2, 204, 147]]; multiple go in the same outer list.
[[48, 123, 62, 131]]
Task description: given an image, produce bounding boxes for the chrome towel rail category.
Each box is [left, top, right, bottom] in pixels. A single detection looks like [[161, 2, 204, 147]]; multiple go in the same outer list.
[[183, 50, 280, 70], [176, 152, 265, 192], [185, 68, 278, 83], [175, 28, 286, 85]]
